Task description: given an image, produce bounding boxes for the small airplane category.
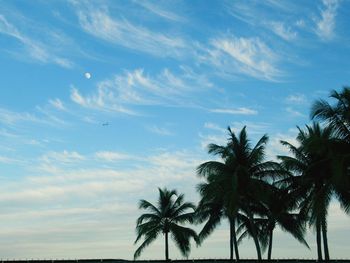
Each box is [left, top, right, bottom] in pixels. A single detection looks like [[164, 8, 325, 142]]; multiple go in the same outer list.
[[102, 122, 110, 126]]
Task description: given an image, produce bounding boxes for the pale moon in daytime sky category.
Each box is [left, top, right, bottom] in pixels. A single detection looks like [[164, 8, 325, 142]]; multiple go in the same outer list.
[[84, 72, 91, 79]]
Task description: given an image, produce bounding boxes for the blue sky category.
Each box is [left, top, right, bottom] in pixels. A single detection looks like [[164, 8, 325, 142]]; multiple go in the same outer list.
[[0, 0, 349, 259]]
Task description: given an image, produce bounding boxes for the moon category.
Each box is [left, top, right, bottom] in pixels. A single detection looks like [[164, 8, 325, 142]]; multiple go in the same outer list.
[[84, 72, 91, 79]]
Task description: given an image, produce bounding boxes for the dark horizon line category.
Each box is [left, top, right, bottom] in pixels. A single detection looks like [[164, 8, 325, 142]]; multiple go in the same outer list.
[[1, 259, 350, 262]]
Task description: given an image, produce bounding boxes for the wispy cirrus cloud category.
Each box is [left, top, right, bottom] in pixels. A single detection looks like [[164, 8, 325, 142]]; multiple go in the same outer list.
[[0, 15, 73, 68], [210, 107, 258, 115], [146, 125, 174, 136], [71, 67, 212, 113], [40, 150, 85, 165], [95, 151, 132, 162], [49, 98, 66, 111], [0, 107, 45, 126], [285, 94, 307, 104], [74, 3, 189, 58], [285, 107, 306, 117], [315, 0, 340, 41], [269, 21, 298, 41], [203, 35, 283, 81], [136, 1, 185, 22]]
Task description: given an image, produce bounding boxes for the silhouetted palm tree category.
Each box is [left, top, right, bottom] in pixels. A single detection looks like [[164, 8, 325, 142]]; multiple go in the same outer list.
[[197, 126, 281, 261], [278, 123, 346, 261], [257, 187, 309, 260], [134, 188, 198, 260], [311, 87, 350, 229], [311, 87, 350, 142], [196, 179, 240, 261]]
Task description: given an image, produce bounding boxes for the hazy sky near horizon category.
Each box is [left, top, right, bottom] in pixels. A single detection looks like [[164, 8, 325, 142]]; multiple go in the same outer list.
[[0, 0, 349, 260]]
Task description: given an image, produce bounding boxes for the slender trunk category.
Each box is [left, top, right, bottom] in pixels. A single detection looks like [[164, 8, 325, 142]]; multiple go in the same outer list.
[[165, 231, 169, 261], [316, 219, 323, 261], [229, 218, 233, 261], [252, 232, 262, 261], [229, 217, 240, 261], [247, 211, 262, 261], [267, 228, 273, 260], [322, 218, 330, 261], [233, 218, 240, 261]]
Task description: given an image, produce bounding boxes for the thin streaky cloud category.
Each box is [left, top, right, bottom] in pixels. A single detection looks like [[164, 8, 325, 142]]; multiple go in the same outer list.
[[40, 150, 85, 165], [203, 35, 283, 81], [70, 68, 213, 113], [210, 107, 258, 115], [269, 21, 298, 41], [49, 98, 66, 111], [147, 125, 174, 136], [0, 107, 44, 125], [286, 107, 306, 117], [0, 15, 73, 68], [74, 3, 189, 58], [95, 151, 132, 162], [204, 122, 223, 132], [136, 1, 185, 22], [285, 94, 307, 104]]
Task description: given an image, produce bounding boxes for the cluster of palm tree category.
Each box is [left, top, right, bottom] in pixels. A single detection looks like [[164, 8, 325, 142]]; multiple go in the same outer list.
[[133, 87, 350, 261]]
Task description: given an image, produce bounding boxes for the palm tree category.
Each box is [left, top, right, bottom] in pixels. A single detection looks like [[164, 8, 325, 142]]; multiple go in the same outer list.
[[254, 187, 309, 260], [310, 87, 350, 224], [196, 126, 281, 261], [278, 122, 346, 261], [196, 178, 240, 261], [311, 87, 350, 142], [134, 188, 198, 260]]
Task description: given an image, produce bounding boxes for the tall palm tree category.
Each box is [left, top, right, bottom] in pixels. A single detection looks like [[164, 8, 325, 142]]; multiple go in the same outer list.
[[311, 87, 350, 222], [196, 178, 239, 261], [134, 188, 198, 260], [278, 122, 347, 261], [196, 126, 281, 261]]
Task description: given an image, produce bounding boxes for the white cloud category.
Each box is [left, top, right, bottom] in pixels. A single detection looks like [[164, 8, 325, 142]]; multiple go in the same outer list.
[[137, 1, 184, 22], [0, 107, 42, 125], [0, 155, 22, 164], [315, 0, 339, 41], [204, 35, 283, 81], [40, 150, 85, 164], [71, 68, 212, 113], [0, 15, 73, 68], [286, 107, 306, 117], [295, 19, 305, 28], [270, 21, 298, 41], [285, 94, 307, 104], [95, 151, 132, 162], [265, 129, 299, 161], [204, 122, 223, 132], [74, 4, 188, 58], [147, 125, 174, 136], [210, 107, 258, 115], [49, 98, 66, 111]]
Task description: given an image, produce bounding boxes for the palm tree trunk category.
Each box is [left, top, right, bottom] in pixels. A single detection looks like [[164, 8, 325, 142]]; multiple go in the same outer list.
[[267, 229, 273, 260], [247, 211, 262, 261], [316, 219, 323, 261], [230, 218, 234, 261], [233, 218, 240, 261], [322, 218, 330, 261], [165, 231, 169, 261], [252, 232, 262, 261], [229, 217, 240, 261]]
